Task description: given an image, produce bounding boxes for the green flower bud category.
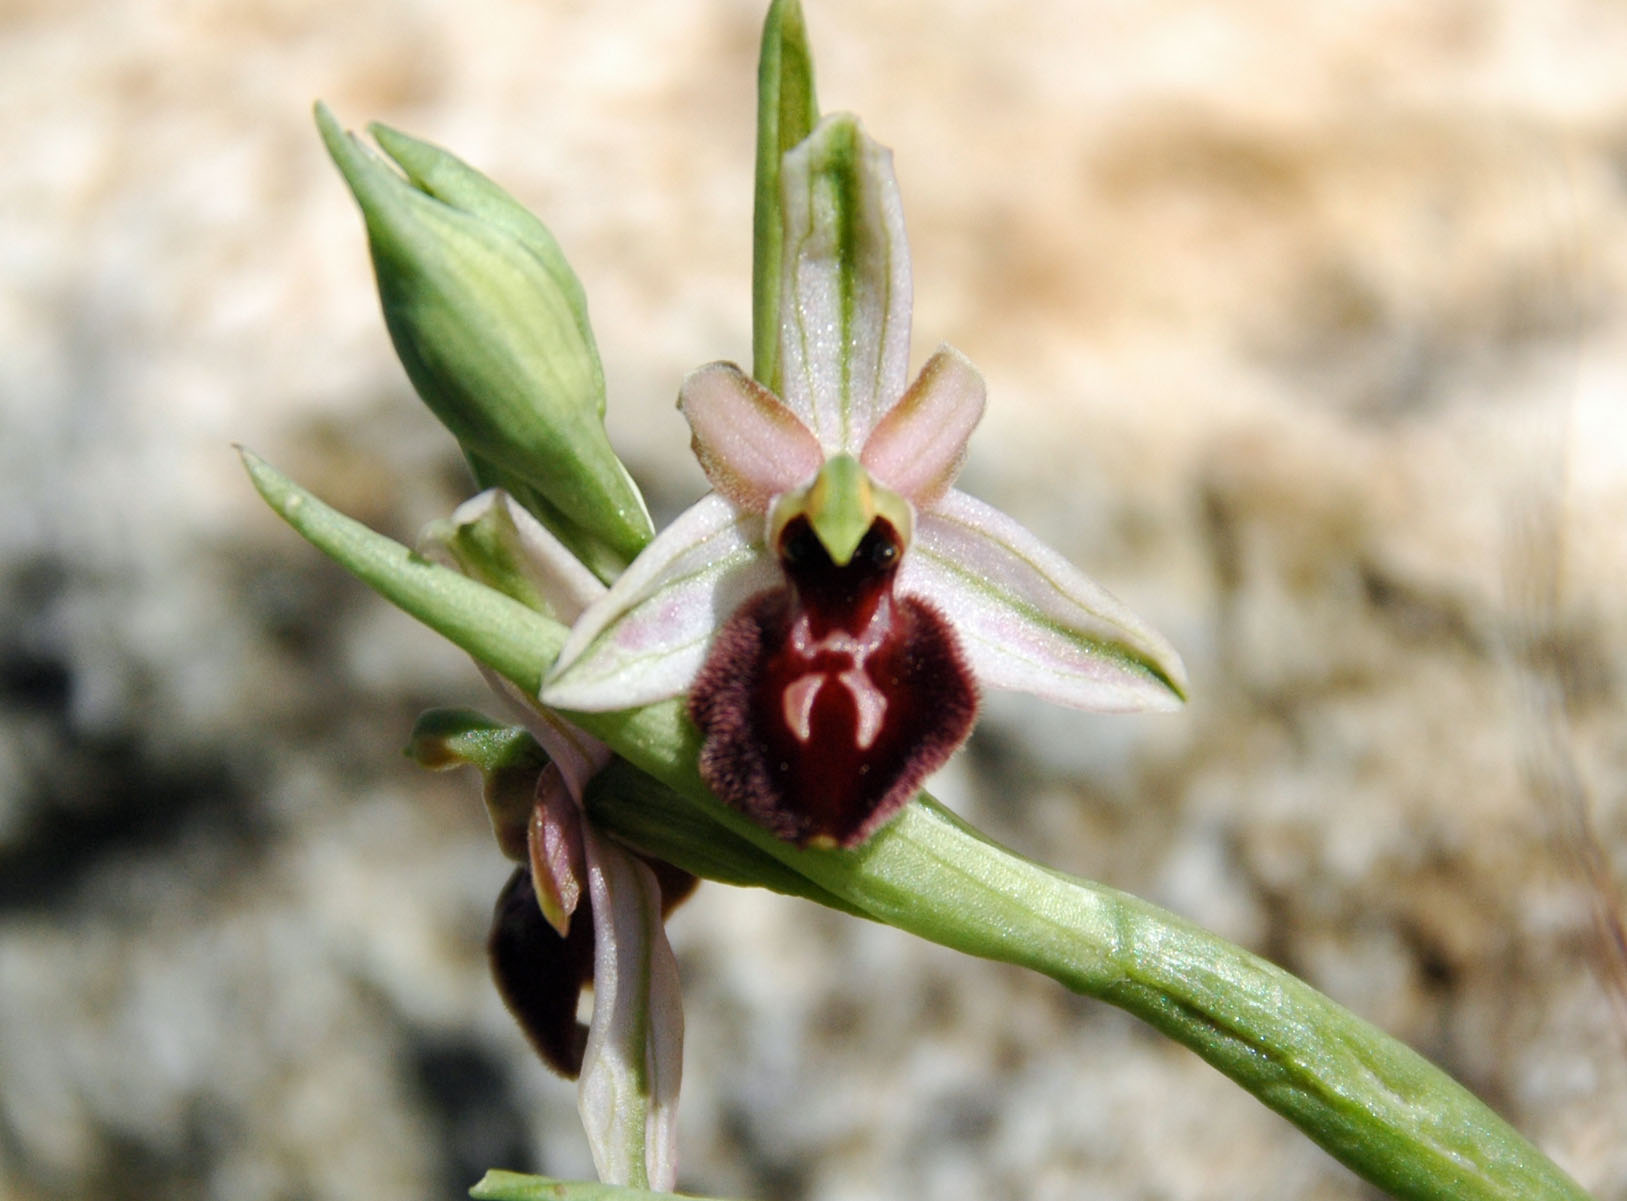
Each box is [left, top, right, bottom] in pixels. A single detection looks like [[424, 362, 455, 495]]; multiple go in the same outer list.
[[315, 103, 653, 581]]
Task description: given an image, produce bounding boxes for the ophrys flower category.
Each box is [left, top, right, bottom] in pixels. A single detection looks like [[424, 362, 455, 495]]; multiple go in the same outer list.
[[544, 114, 1187, 848]]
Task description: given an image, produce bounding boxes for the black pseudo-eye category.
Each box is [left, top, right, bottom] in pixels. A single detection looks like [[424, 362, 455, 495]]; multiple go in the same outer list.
[[779, 521, 823, 569], [860, 525, 899, 569]]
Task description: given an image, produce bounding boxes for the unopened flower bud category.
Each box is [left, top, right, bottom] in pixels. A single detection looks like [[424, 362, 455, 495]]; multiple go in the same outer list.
[[316, 104, 652, 580]]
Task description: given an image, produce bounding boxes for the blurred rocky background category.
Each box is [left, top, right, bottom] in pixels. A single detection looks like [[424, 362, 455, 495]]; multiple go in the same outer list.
[[4, 1, 1627, 1198]]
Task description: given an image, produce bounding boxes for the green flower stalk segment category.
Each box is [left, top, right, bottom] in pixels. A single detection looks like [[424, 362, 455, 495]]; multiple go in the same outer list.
[[752, 0, 819, 393]]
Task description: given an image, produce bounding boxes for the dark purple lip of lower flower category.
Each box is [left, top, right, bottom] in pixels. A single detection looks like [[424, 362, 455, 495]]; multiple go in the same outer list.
[[489, 865, 595, 1077], [690, 517, 978, 847], [489, 860, 697, 1079]]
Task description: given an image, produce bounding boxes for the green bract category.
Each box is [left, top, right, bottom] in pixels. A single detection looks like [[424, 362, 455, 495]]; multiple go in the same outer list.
[[315, 104, 652, 581]]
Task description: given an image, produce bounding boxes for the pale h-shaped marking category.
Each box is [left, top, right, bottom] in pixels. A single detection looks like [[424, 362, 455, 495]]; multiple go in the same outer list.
[[779, 602, 894, 751]]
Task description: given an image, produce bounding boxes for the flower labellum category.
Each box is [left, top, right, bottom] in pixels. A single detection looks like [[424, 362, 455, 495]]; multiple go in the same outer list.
[[691, 459, 978, 846], [543, 114, 1188, 849]]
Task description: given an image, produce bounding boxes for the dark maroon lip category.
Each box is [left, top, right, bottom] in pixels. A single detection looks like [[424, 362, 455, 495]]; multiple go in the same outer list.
[[489, 857, 696, 1080], [689, 515, 978, 848]]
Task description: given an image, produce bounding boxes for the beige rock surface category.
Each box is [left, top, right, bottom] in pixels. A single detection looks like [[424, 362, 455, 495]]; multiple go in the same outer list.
[[3, 1, 1625, 1198]]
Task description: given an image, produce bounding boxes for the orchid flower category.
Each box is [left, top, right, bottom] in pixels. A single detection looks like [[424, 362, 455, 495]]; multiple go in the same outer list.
[[413, 489, 688, 1193], [544, 115, 1188, 848]]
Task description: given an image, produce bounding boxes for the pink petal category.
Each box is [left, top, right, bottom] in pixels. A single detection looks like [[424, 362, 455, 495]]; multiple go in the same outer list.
[[577, 829, 684, 1191], [778, 116, 913, 454], [900, 490, 1188, 712], [542, 494, 783, 712], [528, 763, 586, 937], [679, 362, 823, 511], [860, 345, 986, 507]]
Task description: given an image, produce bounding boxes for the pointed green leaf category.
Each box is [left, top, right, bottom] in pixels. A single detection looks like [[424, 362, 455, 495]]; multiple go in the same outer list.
[[242, 447, 565, 695], [752, 0, 819, 393], [314, 103, 652, 575]]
